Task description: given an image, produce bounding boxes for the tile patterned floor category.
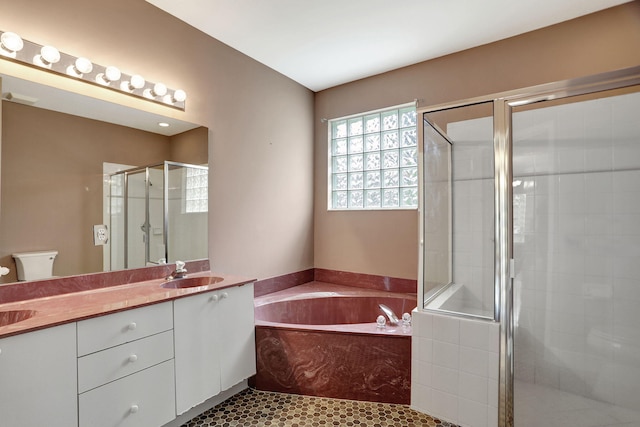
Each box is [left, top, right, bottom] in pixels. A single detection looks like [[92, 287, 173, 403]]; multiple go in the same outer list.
[[182, 387, 458, 427]]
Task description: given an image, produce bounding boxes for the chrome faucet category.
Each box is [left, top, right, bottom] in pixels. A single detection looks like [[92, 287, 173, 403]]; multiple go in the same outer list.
[[168, 260, 187, 279], [379, 304, 400, 326]]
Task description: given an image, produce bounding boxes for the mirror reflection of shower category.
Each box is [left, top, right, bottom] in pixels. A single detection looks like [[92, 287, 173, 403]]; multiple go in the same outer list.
[[105, 161, 208, 270]]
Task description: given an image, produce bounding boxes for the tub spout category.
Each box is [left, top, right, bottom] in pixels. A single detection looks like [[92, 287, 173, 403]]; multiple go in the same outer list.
[[379, 304, 400, 325]]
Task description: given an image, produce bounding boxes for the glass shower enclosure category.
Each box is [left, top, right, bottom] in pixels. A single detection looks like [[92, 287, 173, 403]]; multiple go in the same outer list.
[[417, 67, 640, 427], [108, 161, 208, 270]]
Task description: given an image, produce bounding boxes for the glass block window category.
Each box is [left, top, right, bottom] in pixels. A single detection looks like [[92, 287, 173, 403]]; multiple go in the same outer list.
[[109, 174, 124, 215], [329, 104, 417, 210], [184, 167, 208, 213]]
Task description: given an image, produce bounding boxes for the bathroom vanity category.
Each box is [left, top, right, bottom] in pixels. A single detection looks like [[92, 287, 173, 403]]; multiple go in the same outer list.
[[0, 271, 256, 427]]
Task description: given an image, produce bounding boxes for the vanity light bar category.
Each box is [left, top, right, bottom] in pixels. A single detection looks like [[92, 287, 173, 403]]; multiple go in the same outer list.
[[0, 30, 186, 111]]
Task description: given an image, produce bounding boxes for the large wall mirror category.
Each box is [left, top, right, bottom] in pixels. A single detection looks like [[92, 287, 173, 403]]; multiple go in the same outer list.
[[0, 74, 209, 283]]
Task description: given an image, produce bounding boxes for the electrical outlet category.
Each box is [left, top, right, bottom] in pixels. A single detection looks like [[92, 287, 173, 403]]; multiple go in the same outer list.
[[93, 224, 109, 246]]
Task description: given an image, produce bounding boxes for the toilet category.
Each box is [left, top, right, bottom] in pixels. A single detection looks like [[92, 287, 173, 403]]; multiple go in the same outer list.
[[12, 250, 58, 281]]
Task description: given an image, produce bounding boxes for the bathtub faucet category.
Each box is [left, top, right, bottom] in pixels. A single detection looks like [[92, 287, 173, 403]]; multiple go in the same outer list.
[[168, 260, 187, 279], [379, 304, 400, 326]]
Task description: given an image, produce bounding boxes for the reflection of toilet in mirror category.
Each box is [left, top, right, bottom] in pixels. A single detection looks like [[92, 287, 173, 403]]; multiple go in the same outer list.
[[11, 250, 58, 281]]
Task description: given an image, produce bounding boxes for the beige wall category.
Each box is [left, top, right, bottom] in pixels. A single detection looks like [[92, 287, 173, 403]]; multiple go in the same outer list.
[[314, 2, 640, 280], [1, 0, 315, 280], [170, 127, 209, 165]]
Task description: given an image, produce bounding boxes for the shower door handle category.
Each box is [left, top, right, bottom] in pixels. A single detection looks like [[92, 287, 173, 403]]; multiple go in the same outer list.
[[140, 222, 150, 243]]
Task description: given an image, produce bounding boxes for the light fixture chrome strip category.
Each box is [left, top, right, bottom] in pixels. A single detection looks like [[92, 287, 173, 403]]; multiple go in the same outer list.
[[0, 30, 187, 110]]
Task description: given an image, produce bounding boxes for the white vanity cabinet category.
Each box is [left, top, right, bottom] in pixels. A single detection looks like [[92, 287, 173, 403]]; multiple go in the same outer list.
[[0, 323, 78, 427], [218, 282, 257, 390], [174, 282, 256, 415], [77, 302, 175, 427]]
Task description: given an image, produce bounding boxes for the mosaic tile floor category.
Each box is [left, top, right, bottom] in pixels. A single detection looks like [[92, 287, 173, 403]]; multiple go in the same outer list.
[[182, 387, 458, 427]]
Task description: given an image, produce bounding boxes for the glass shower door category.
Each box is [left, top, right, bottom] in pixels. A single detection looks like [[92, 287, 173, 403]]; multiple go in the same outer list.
[[421, 102, 495, 319], [125, 169, 148, 269], [511, 87, 640, 427], [421, 119, 452, 297], [147, 164, 165, 265]]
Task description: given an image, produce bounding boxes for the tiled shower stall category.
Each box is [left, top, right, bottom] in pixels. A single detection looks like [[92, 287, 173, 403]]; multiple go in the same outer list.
[[412, 72, 640, 427]]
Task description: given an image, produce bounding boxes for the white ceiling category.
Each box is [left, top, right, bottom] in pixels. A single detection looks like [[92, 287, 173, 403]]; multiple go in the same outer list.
[[146, 0, 631, 92]]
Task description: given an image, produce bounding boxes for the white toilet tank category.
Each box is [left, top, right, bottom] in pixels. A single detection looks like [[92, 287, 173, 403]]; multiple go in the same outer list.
[[12, 250, 58, 281]]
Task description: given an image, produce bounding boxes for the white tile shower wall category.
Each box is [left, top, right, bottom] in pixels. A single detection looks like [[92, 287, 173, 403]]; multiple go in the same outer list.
[[448, 118, 495, 314], [412, 309, 500, 427], [512, 91, 640, 410]]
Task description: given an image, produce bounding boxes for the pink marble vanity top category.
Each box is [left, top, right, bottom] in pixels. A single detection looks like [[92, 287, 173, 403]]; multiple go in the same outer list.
[[0, 271, 255, 338]]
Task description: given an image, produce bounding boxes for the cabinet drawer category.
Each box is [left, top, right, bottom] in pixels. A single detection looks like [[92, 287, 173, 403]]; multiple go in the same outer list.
[[78, 330, 174, 393], [77, 302, 172, 356], [79, 360, 175, 427]]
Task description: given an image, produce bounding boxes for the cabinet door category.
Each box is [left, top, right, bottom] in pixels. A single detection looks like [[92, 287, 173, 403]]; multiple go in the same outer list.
[[218, 282, 256, 391], [173, 291, 221, 415], [0, 323, 78, 427]]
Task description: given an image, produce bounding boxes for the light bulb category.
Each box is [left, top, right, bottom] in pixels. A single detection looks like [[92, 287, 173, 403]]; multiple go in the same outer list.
[[153, 82, 167, 97], [120, 74, 145, 92], [75, 57, 93, 74], [173, 89, 187, 102], [130, 74, 145, 89], [163, 89, 187, 105], [96, 66, 121, 85], [41, 46, 60, 64], [0, 32, 24, 57], [67, 57, 93, 77], [143, 82, 168, 99], [33, 45, 60, 68], [105, 66, 121, 81]]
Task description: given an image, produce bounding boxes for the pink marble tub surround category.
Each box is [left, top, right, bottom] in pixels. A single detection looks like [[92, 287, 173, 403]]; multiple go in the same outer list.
[[253, 269, 314, 297], [253, 269, 417, 299], [255, 327, 412, 404], [0, 271, 255, 338], [314, 269, 416, 293], [0, 259, 211, 304], [253, 282, 416, 404]]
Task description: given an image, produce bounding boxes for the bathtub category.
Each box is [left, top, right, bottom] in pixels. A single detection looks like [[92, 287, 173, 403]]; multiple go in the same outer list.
[[253, 282, 416, 404]]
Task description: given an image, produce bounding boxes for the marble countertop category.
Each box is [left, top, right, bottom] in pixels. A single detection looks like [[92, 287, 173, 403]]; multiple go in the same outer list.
[[0, 271, 255, 338]]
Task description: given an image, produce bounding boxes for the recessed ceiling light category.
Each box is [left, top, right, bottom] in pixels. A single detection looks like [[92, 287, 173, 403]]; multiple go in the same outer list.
[[158, 122, 170, 127]]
